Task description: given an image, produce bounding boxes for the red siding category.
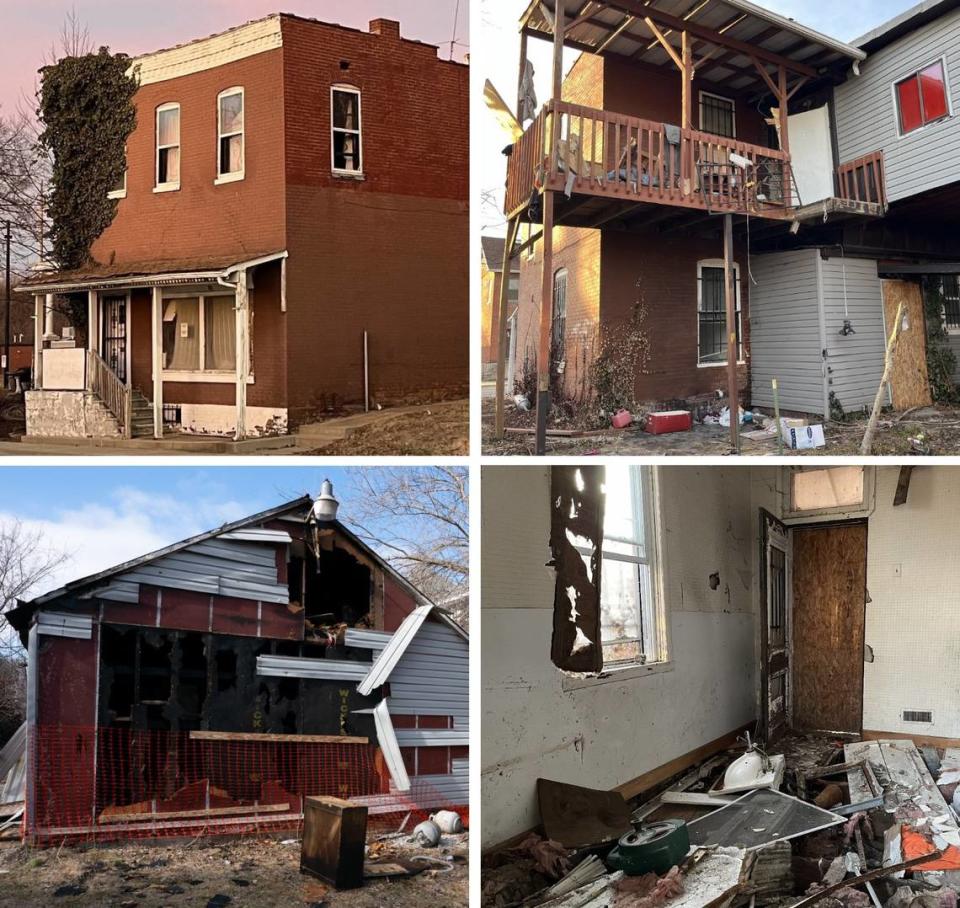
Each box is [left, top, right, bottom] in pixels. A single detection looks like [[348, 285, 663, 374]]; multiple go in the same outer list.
[[383, 575, 417, 632]]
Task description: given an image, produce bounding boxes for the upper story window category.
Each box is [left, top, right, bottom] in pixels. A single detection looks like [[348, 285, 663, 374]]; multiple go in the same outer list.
[[108, 147, 127, 199], [155, 103, 181, 192], [896, 60, 951, 135], [698, 260, 742, 366], [700, 91, 736, 139], [217, 88, 245, 183], [552, 269, 567, 367], [331, 86, 362, 175]]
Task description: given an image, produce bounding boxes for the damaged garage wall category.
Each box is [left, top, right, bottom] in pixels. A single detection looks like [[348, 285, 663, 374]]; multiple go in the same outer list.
[[480, 466, 756, 849]]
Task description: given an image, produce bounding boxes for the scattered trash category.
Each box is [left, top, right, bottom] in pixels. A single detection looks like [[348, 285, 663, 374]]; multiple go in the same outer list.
[[606, 821, 689, 876], [645, 410, 693, 435], [411, 819, 442, 848], [788, 424, 827, 449], [431, 810, 464, 834], [514, 394, 531, 412], [612, 409, 633, 429]]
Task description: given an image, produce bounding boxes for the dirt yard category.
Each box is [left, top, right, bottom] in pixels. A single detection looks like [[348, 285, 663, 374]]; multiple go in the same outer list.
[[0, 832, 468, 907], [481, 400, 960, 456], [305, 400, 469, 456]]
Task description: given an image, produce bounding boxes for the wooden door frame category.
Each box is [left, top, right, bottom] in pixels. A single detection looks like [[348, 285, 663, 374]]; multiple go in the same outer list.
[[758, 507, 790, 746], [788, 516, 869, 735]]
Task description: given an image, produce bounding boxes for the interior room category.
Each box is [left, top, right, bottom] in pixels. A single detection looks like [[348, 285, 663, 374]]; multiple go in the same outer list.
[[482, 464, 960, 906]]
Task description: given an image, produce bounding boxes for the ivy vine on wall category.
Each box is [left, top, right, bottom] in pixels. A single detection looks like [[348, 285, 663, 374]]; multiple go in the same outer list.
[[922, 276, 959, 404], [38, 48, 138, 272]]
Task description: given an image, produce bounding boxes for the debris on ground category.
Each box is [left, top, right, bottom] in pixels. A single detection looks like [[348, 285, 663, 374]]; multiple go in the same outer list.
[[481, 730, 960, 908]]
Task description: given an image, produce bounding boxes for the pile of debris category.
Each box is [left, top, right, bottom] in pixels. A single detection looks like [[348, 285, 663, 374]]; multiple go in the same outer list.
[[482, 732, 960, 907]]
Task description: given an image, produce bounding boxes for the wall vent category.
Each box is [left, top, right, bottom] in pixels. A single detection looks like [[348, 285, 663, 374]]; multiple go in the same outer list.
[[903, 709, 933, 724]]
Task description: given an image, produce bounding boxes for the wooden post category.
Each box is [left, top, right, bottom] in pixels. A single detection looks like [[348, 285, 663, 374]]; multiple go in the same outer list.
[[151, 286, 163, 439], [778, 65, 791, 207], [681, 31, 693, 130], [723, 214, 740, 452], [861, 302, 905, 456], [517, 31, 529, 121], [535, 0, 565, 457], [235, 269, 249, 442], [495, 217, 521, 440]]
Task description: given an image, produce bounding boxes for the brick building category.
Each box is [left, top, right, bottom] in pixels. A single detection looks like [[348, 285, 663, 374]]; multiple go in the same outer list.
[[480, 236, 520, 378], [20, 14, 468, 440]]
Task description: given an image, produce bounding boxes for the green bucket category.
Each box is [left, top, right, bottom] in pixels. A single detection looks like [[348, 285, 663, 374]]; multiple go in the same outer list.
[[606, 820, 690, 876]]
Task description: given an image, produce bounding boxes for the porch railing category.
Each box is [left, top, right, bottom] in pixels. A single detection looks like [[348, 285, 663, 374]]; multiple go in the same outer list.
[[837, 150, 886, 208], [87, 349, 132, 439], [505, 100, 792, 219]]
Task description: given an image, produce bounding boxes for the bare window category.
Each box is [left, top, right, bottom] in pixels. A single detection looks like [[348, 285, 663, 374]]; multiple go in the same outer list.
[[163, 294, 237, 373], [332, 87, 362, 174], [896, 60, 950, 135], [700, 92, 736, 139], [108, 147, 127, 199], [552, 269, 567, 368], [790, 467, 865, 513], [217, 88, 244, 181], [698, 261, 741, 366], [156, 103, 181, 190]]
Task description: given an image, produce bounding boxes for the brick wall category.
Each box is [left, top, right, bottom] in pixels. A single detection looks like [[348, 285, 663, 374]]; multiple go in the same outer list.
[[90, 48, 286, 265], [280, 17, 469, 418]]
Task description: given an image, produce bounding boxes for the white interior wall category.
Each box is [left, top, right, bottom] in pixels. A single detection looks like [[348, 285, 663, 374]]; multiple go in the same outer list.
[[481, 466, 757, 849]]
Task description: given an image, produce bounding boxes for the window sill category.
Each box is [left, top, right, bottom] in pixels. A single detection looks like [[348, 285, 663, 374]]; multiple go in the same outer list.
[[107, 189, 127, 200], [698, 360, 746, 369], [898, 114, 952, 139], [561, 659, 674, 691], [214, 172, 245, 186], [332, 170, 365, 181], [162, 371, 255, 385], [153, 183, 180, 194]]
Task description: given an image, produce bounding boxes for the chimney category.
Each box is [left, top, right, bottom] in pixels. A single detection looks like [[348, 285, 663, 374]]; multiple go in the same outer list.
[[311, 479, 340, 522], [369, 18, 400, 39]]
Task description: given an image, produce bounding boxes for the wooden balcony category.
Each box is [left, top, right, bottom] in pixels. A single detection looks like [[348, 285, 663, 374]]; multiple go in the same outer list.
[[837, 151, 886, 208], [506, 101, 794, 229]]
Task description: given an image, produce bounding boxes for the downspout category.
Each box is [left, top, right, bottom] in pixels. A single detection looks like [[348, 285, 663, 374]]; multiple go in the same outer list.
[[217, 271, 248, 441]]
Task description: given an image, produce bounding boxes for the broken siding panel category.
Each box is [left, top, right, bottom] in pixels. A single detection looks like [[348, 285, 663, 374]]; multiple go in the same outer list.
[[87, 580, 139, 603], [749, 250, 825, 415], [822, 256, 888, 410], [835, 7, 960, 203]]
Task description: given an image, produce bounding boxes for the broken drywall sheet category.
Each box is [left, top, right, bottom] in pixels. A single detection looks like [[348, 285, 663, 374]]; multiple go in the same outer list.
[[549, 466, 605, 674]]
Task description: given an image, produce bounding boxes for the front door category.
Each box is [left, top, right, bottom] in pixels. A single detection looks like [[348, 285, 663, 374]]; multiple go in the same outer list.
[[760, 510, 790, 745], [791, 522, 868, 734], [101, 294, 127, 384]]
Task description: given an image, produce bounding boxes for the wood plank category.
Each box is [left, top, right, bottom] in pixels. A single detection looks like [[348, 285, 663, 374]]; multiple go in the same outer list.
[[894, 466, 914, 507], [189, 731, 369, 745], [792, 524, 867, 734], [882, 280, 932, 410], [99, 802, 291, 824]]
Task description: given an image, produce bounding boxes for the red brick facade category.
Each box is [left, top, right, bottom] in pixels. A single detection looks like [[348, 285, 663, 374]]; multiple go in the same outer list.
[[516, 52, 754, 405], [87, 15, 467, 425]]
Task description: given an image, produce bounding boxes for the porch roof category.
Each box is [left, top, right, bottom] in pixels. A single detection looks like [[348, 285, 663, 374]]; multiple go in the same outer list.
[[16, 250, 287, 294], [522, 0, 865, 96]]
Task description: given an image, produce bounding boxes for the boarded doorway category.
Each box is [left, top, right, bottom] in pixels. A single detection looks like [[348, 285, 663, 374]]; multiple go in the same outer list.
[[791, 523, 867, 734], [882, 280, 932, 410]]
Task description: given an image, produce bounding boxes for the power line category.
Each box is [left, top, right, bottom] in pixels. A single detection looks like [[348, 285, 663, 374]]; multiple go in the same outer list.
[[449, 0, 462, 60]]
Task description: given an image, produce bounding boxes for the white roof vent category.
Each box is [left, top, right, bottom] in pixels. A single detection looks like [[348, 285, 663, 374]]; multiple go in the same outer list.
[[312, 479, 339, 522]]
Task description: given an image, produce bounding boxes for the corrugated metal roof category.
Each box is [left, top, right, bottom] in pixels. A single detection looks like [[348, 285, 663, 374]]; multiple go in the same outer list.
[[853, 0, 960, 51], [524, 0, 864, 96]]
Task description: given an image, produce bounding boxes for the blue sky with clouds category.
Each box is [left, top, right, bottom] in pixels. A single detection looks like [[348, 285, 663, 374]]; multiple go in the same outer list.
[[0, 466, 451, 599]]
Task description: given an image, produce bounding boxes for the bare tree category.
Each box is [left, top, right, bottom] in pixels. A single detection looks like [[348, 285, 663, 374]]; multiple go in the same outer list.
[[341, 468, 469, 627], [0, 519, 68, 738]]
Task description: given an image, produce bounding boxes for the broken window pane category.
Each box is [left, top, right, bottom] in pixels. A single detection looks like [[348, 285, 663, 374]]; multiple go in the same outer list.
[[218, 90, 244, 176], [791, 467, 864, 512], [332, 88, 362, 173]]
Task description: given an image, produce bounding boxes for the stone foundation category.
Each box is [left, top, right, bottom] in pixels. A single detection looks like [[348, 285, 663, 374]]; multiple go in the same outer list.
[[25, 391, 122, 438]]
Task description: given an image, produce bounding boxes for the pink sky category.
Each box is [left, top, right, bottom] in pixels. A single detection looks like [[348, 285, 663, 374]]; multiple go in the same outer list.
[[1, 0, 468, 116]]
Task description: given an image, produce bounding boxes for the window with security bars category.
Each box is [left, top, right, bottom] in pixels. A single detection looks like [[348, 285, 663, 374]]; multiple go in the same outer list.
[[552, 270, 567, 366], [700, 92, 736, 139], [698, 263, 741, 365], [332, 87, 362, 174], [943, 276, 960, 333], [573, 466, 661, 670]]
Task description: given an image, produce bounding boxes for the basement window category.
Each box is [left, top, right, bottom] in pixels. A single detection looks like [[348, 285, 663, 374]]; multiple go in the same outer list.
[[788, 467, 866, 515], [896, 59, 951, 135], [331, 86, 363, 175], [698, 261, 742, 366], [216, 87, 245, 183], [155, 103, 181, 192]]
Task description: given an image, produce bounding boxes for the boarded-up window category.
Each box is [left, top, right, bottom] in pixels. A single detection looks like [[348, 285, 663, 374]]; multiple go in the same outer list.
[[790, 467, 865, 513]]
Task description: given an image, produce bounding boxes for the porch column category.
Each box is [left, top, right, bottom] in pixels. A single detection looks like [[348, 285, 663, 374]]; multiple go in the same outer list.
[[33, 294, 43, 388], [495, 216, 520, 440], [151, 286, 163, 439], [235, 269, 249, 441], [43, 293, 55, 338], [87, 291, 98, 356]]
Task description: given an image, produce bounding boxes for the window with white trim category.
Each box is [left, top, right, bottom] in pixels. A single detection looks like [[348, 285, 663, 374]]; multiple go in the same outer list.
[[896, 59, 950, 135], [700, 91, 736, 139], [331, 86, 362, 174], [698, 260, 741, 365], [943, 275, 960, 334], [155, 103, 181, 190], [162, 293, 237, 373], [217, 88, 244, 181], [573, 465, 662, 669], [552, 268, 567, 367]]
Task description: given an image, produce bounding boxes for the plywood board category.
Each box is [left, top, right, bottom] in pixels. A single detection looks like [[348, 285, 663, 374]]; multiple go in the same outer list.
[[792, 524, 867, 734], [882, 280, 932, 410]]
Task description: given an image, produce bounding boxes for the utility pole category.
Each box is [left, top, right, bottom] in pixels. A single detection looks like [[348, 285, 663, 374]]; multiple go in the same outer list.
[[3, 220, 10, 389]]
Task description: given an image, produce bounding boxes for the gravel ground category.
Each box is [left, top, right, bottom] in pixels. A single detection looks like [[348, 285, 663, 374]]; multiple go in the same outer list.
[[0, 832, 468, 907]]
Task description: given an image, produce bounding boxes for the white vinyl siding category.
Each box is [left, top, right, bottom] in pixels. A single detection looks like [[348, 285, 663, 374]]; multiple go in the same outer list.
[[835, 7, 960, 203]]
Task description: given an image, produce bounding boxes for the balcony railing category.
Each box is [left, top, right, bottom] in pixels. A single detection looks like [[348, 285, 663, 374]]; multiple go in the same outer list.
[[506, 101, 793, 221], [837, 151, 886, 208]]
